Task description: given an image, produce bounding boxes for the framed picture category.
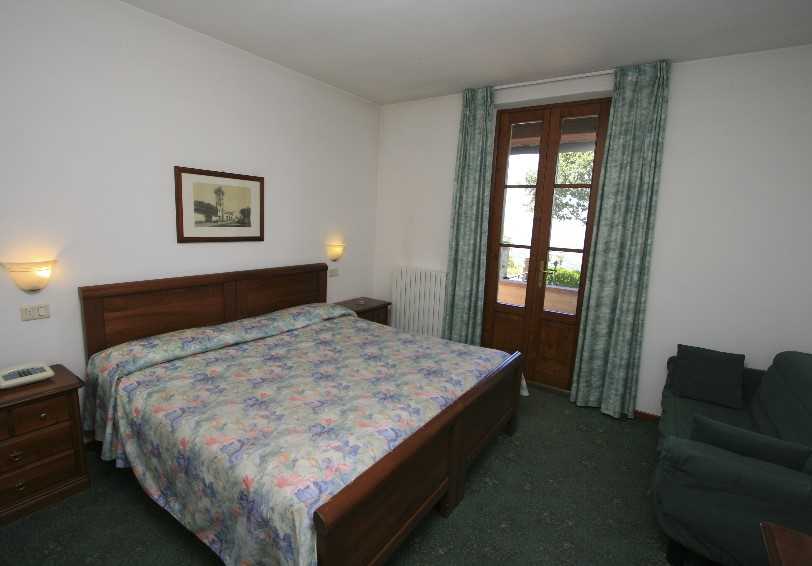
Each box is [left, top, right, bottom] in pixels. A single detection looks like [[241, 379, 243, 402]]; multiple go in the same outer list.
[[174, 166, 264, 243]]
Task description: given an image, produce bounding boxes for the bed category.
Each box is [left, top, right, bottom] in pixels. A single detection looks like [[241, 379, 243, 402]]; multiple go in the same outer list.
[[79, 263, 522, 566]]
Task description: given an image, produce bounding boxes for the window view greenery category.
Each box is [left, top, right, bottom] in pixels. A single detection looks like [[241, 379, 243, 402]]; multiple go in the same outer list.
[[504, 254, 526, 280], [500, 252, 583, 289], [524, 151, 593, 224], [545, 261, 581, 288], [522, 151, 594, 289], [495, 111, 604, 314], [497, 118, 597, 308]]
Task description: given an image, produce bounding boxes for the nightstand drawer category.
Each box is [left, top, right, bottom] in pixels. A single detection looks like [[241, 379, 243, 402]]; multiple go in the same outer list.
[[0, 411, 8, 441], [0, 421, 73, 474], [0, 451, 76, 508], [11, 395, 70, 435]]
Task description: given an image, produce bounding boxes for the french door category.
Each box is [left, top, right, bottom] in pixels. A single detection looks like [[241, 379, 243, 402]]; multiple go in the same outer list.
[[482, 99, 610, 390]]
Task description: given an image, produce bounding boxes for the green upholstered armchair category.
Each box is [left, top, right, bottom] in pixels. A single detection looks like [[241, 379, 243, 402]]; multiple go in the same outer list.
[[654, 351, 812, 566]]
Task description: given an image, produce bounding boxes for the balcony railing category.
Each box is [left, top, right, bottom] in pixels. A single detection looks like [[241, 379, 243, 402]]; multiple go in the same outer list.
[[497, 280, 578, 314]]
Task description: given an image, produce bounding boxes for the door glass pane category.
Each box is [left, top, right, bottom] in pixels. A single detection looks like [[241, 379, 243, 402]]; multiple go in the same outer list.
[[555, 116, 598, 184], [549, 187, 589, 249], [506, 121, 543, 185], [501, 186, 535, 246], [497, 246, 530, 306], [544, 251, 583, 315]]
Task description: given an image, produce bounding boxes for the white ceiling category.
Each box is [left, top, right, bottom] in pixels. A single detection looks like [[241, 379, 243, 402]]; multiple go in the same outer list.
[[123, 0, 812, 104]]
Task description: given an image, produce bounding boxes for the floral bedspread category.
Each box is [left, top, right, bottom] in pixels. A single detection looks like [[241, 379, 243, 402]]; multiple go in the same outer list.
[[83, 303, 508, 566]]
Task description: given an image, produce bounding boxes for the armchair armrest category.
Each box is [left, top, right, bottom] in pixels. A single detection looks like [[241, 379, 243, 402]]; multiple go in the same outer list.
[[660, 437, 812, 508], [691, 416, 812, 470]]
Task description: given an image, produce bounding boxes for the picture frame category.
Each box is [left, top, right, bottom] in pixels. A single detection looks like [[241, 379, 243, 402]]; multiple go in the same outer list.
[[174, 166, 264, 243]]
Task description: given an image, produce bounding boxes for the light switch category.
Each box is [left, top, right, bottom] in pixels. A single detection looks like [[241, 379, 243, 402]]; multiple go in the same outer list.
[[20, 304, 50, 321], [328, 268, 340, 278]]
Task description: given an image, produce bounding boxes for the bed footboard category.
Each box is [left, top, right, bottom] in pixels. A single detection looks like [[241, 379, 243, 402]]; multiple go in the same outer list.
[[314, 351, 523, 566]]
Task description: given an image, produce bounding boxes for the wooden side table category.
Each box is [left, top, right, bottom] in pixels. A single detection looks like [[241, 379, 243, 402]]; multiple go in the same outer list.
[[0, 365, 89, 523], [335, 297, 391, 325], [761, 522, 812, 566]]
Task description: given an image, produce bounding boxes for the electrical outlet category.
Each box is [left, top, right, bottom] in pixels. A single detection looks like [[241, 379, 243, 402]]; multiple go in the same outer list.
[[328, 268, 340, 278], [20, 304, 50, 321]]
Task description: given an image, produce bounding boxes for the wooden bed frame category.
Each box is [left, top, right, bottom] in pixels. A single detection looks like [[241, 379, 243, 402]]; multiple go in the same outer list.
[[78, 263, 523, 566]]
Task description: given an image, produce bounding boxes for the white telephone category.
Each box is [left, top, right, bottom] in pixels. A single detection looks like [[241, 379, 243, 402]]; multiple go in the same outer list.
[[0, 363, 54, 389]]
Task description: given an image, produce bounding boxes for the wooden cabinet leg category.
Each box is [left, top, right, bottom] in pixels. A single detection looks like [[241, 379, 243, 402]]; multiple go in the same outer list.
[[437, 468, 465, 517], [505, 411, 518, 436], [438, 421, 465, 517]]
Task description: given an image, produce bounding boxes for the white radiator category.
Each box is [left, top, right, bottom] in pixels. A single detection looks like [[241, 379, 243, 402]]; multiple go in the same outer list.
[[391, 267, 447, 337]]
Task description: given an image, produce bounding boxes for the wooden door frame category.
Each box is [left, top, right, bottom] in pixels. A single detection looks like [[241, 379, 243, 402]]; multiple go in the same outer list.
[[482, 107, 551, 349], [482, 98, 611, 390]]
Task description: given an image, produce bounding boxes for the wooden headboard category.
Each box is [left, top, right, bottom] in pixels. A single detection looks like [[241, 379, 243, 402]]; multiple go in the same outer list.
[[78, 263, 327, 359]]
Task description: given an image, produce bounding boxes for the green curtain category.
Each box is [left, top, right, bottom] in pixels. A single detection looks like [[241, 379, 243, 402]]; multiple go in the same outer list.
[[442, 87, 496, 345], [570, 61, 670, 418]]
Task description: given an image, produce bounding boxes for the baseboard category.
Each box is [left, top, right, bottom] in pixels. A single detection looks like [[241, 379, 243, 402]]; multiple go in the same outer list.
[[528, 383, 661, 421], [526, 381, 569, 396]]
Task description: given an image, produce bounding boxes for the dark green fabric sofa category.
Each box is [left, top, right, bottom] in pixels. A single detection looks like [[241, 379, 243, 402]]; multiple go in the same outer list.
[[654, 350, 812, 566]]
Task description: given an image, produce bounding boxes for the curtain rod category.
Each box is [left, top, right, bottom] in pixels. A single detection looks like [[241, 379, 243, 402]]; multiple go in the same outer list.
[[493, 69, 614, 91]]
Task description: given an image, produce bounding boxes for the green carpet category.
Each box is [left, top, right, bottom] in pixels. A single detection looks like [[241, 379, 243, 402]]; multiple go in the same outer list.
[[1, 390, 668, 565]]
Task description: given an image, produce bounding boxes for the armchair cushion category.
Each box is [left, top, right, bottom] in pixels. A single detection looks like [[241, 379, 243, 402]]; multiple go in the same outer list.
[[670, 345, 746, 408], [691, 416, 812, 471], [659, 436, 812, 508], [657, 437, 812, 566], [659, 387, 753, 440]]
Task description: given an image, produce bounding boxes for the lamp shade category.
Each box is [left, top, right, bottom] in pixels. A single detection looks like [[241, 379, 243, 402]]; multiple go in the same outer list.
[[325, 243, 345, 262], [2, 260, 57, 293]]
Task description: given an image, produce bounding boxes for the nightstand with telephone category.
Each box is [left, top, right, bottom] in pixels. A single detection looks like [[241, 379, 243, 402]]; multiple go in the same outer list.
[[335, 297, 391, 325], [0, 364, 89, 523]]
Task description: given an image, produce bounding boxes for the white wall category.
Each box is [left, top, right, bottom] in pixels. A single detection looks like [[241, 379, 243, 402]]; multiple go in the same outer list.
[[637, 45, 812, 413], [372, 94, 462, 298], [0, 0, 380, 378], [374, 44, 812, 415]]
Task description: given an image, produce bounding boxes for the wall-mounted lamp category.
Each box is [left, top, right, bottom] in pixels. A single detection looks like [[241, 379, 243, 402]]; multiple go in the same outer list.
[[325, 243, 345, 262], [2, 260, 57, 293]]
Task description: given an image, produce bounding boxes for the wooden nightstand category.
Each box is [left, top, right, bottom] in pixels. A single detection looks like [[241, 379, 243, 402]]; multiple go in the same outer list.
[[0, 365, 89, 523], [336, 297, 391, 325], [762, 522, 812, 566]]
